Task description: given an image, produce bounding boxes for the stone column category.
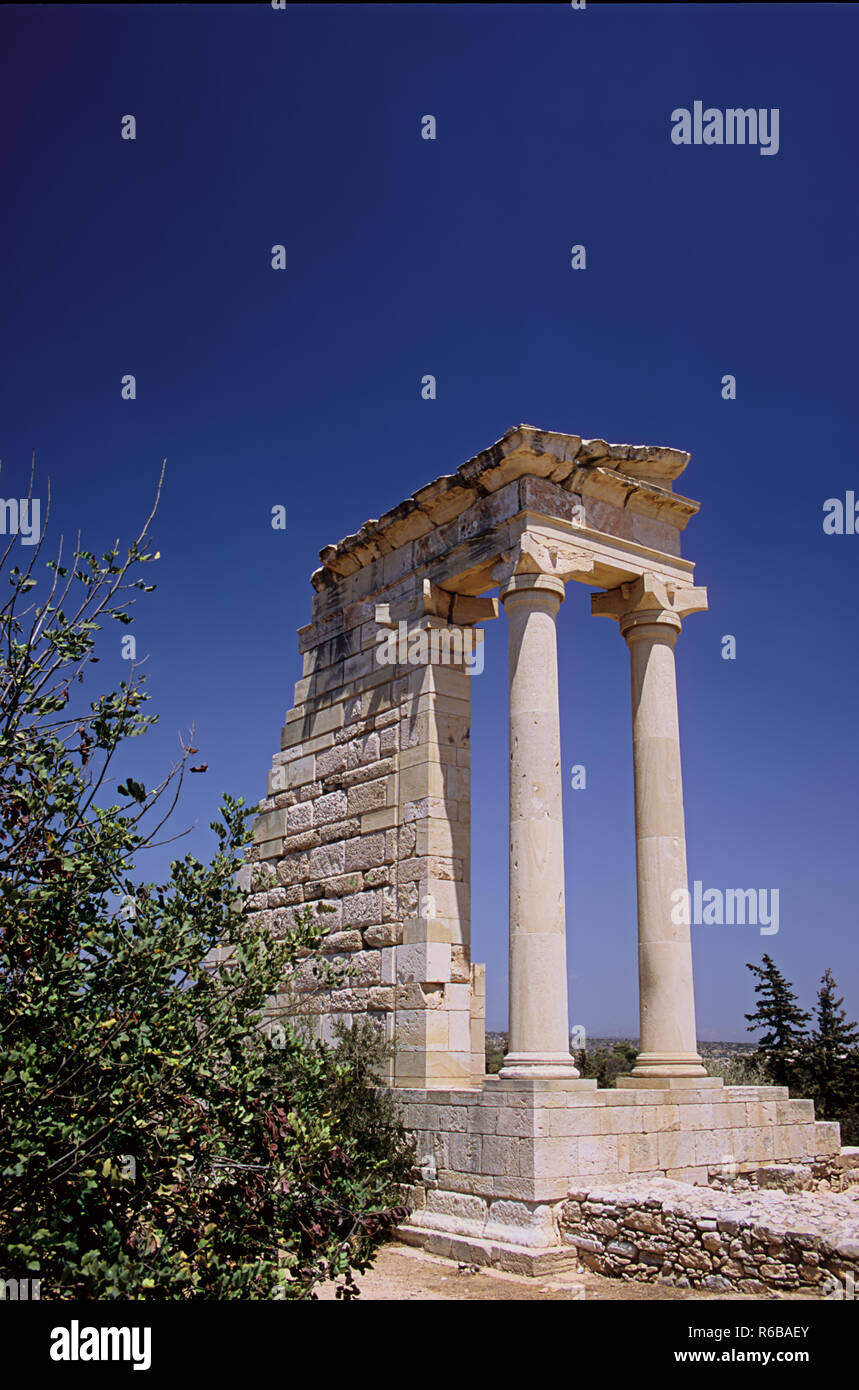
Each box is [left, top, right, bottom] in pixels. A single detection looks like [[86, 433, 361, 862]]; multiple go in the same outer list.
[[498, 570, 579, 1079], [593, 574, 708, 1080]]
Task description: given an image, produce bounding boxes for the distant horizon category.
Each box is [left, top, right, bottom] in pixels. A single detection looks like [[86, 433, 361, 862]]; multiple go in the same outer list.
[[485, 1031, 759, 1049]]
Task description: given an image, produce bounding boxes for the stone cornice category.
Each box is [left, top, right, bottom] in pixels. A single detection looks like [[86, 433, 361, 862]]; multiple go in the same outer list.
[[312, 425, 697, 590]]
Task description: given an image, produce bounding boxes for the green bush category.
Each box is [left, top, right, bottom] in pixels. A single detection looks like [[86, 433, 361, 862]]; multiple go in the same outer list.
[[0, 484, 411, 1299], [576, 1044, 637, 1088], [705, 1054, 770, 1086]]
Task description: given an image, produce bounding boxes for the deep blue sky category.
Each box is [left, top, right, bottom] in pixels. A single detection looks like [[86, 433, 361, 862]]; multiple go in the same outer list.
[[2, 4, 856, 1038]]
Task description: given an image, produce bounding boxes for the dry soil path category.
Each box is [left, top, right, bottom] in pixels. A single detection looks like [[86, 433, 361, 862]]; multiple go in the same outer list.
[[316, 1242, 827, 1301]]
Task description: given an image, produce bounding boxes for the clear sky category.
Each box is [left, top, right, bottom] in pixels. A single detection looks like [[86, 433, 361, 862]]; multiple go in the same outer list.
[[2, 3, 856, 1040]]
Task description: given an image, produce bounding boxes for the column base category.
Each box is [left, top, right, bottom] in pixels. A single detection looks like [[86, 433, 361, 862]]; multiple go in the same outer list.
[[616, 1075, 724, 1090], [499, 1052, 580, 1080], [627, 1052, 709, 1080]]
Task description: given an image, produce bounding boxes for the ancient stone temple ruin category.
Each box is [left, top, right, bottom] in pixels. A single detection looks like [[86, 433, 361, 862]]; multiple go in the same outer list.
[[249, 425, 841, 1270]]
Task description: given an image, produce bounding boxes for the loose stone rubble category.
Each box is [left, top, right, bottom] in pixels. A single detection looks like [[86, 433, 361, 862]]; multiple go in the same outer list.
[[247, 424, 845, 1272], [710, 1151, 859, 1195], [560, 1168, 859, 1294]]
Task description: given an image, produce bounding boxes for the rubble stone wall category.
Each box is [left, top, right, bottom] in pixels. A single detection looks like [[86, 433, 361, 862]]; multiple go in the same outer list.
[[560, 1171, 859, 1294]]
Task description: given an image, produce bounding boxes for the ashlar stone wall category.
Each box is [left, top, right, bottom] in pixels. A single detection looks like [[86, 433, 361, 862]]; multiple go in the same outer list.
[[248, 578, 489, 1088]]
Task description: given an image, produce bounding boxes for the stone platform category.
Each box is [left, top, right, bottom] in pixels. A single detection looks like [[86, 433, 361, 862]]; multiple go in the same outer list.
[[397, 1076, 842, 1273]]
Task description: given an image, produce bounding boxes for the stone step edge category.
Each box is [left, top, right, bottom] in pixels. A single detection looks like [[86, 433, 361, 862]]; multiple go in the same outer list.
[[396, 1222, 580, 1276]]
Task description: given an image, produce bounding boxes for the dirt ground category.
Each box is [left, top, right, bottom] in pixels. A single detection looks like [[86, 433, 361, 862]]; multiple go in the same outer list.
[[316, 1241, 823, 1302]]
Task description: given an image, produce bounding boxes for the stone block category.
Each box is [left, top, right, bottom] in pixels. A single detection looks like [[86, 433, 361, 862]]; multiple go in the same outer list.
[[578, 1135, 620, 1174], [395, 982, 443, 1010], [345, 833, 386, 872], [286, 801, 313, 833], [448, 1011, 472, 1053], [364, 924, 401, 948], [345, 733, 381, 768], [481, 1135, 520, 1178], [396, 1010, 449, 1048], [367, 987, 395, 1011], [530, 1137, 578, 1180], [628, 1133, 659, 1172], [424, 1190, 486, 1224], [397, 942, 451, 985], [380, 947, 395, 984], [347, 778, 389, 815], [549, 1107, 601, 1138], [361, 807, 399, 832], [341, 890, 383, 928], [315, 790, 348, 824], [324, 930, 362, 952], [746, 1101, 779, 1127], [777, 1099, 814, 1125], [600, 1106, 644, 1135], [494, 1107, 541, 1138], [275, 852, 309, 887], [309, 842, 345, 878], [640, 1104, 681, 1132], [773, 1126, 808, 1162], [694, 1129, 733, 1168], [316, 745, 347, 778], [253, 809, 288, 844], [809, 1121, 841, 1156], [681, 1104, 715, 1130]]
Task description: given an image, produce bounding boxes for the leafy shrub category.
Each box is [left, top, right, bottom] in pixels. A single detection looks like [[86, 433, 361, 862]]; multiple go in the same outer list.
[[0, 482, 411, 1299]]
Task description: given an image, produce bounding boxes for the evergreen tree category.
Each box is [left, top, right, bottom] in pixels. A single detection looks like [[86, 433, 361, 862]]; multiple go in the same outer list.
[[804, 968, 859, 1122], [745, 954, 810, 1088]]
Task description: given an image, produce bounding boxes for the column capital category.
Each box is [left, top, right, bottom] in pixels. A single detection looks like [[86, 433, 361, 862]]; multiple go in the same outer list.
[[492, 532, 595, 601], [591, 572, 708, 640]]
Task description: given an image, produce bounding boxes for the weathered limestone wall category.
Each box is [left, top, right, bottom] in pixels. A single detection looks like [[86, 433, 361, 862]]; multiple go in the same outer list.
[[248, 583, 487, 1087], [402, 1081, 840, 1199], [396, 1080, 843, 1272]]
